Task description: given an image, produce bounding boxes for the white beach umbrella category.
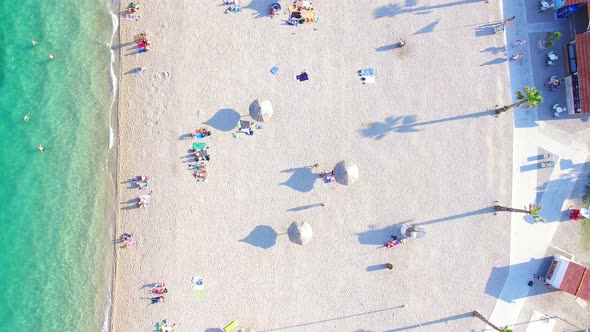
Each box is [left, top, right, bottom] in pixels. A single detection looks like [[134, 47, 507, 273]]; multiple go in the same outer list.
[[400, 224, 428, 239], [249, 99, 274, 122], [288, 221, 313, 245], [332, 160, 359, 185]]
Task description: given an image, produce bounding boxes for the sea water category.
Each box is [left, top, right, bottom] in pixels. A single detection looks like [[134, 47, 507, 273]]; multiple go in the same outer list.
[[0, 0, 116, 330]]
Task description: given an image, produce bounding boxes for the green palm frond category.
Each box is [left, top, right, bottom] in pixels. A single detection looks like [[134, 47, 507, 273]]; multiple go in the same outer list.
[[520, 86, 543, 109]]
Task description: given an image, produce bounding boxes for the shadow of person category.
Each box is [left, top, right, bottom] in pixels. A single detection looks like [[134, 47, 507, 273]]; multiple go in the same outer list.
[[239, 225, 278, 249], [121, 198, 139, 210], [203, 109, 240, 132], [280, 167, 319, 192]]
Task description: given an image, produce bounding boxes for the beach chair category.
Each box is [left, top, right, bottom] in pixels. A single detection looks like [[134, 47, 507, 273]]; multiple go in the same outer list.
[[224, 321, 238, 332], [358, 68, 375, 76], [237, 120, 254, 135], [361, 76, 375, 84]]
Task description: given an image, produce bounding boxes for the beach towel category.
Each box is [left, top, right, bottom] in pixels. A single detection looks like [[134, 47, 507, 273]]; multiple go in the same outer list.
[[192, 142, 206, 150], [296, 72, 309, 81]]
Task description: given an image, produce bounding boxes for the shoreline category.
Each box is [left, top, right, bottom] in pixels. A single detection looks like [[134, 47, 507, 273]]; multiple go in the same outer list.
[[104, 3, 121, 332]]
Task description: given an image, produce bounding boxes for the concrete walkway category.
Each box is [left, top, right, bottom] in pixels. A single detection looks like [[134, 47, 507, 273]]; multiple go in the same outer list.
[[487, 0, 590, 330]]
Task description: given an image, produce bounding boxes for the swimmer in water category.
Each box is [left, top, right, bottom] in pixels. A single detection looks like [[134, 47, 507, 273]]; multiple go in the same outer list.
[[24, 113, 30, 121], [31, 40, 38, 46], [48, 54, 55, 60], [38, 145, 45, 152]]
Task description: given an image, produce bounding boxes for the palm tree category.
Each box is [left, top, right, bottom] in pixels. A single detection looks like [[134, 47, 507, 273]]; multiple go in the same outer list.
[[472, 311, 502, 331], [541, 31, 562, 48], [494, 203, 547, 223], [496, 87, 543, 114]]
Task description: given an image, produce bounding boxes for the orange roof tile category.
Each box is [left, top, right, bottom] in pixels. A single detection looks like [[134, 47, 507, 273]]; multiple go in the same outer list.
[[575, 32, 590, 113]]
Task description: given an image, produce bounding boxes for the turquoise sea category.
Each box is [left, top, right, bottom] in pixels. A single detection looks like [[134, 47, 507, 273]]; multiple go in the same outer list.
[[0, 0, 116, 330]]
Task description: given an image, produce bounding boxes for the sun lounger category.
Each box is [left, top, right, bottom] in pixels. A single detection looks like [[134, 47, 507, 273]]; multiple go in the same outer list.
[[224, 321, 238, 332], [361, 76, 375, 84], [358, 68, 375, 76]]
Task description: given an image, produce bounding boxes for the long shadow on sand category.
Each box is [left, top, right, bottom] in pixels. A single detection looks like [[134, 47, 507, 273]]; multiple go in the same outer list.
[[259, 306, 405, 331], [480, 57, 508, 66], [414, 20, 439, 35], [203, 109, 240, 131], [121, 198, 139, 210], [287, 203, 324, 212], [374, 0, 482, 19], [384, 312, 473, 332], [280, 167, 319, 192], [244, 0, 275, 18], [239, 225, 278, 249], [413, 207, 494, 226], [357, 221, 412, 245], [358, 110, 495, 140], [485, 257, 558, 303]]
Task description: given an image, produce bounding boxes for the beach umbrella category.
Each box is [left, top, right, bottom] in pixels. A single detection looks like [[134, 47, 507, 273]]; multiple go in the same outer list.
[[288, 221, 312, 245], [400, 224, 428, 239], [249, 99, 274, 122], [332, 160, 359, 185]]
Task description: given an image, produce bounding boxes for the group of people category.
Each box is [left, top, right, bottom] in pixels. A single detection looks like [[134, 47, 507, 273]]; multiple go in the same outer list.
[[135, 175, 150, 189], [385, 235, 404, 248], [137, 191, 152, 208], [119, 233, 136, 248], [190, 127, 212, 139], [149, 282, 167, 304], [135, 32, 151, 54], [157, 319, 175, 332]]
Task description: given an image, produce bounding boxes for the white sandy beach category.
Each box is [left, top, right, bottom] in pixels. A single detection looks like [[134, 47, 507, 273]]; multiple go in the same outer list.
[[111, 0, 514, 330]]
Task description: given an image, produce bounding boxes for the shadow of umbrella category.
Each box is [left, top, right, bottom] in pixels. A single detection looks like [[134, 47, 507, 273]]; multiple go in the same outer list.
[[203, 108, 240, 131], [239, 225, 278, 249], [280, 167, 318, 192]]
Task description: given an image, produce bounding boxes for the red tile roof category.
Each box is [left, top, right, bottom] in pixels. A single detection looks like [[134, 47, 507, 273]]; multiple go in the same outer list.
[[561, 261, 590, 301], [576, 33, 590, 113]]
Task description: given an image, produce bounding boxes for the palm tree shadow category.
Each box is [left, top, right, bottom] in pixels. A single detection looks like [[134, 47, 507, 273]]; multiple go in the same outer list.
[[358, 110, 495, 139], [280, 167, 319, 192], [244, 0, 274, 18], [374, 0, 482, 19], [413, 207, 494, 226]]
